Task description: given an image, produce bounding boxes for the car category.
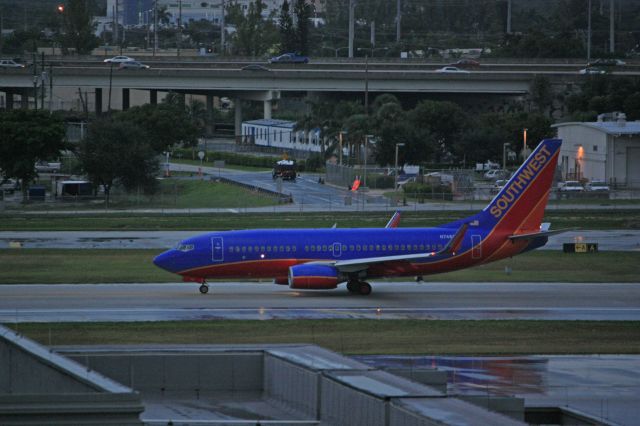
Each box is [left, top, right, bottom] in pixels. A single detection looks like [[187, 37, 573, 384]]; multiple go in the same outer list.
[[268, 53, 309, 64], [585, 180, 610, 191], [435, 66, 470, 73], [35, 161, 61, 173], [0, 178, 19, 193], [579, 67, 607, 75], [118, 60, 150, 70], [491, 179, 508, 194], [558, 180, 584, 192], [450, 59, 480, 68], [103, 55, 135, 63], [241, 64, 270, 71], [587, 58, 626, 67], [0, 59, 25, 68], [483, 169, 508, 180]]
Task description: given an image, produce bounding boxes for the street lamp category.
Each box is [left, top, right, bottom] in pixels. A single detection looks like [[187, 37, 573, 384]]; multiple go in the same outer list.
[[394, 142, 405, 191], [364, 135, 374, 188], [503, 143, 510, 171]]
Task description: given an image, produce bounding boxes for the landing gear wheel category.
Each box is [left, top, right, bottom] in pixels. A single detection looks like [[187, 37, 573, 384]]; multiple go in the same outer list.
[[358, 282, 372, 296], [346, 281, 359, 293], [199, 284, 209, 294]]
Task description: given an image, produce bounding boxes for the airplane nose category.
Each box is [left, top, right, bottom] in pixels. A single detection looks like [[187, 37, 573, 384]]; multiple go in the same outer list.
[[153, 250, 178, 273]]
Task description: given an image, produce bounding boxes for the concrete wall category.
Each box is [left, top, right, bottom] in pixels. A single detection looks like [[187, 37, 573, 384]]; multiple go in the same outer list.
[[68, 352, 263, 394], [264, 353, 320, 418], [320, 376, 387, 426]]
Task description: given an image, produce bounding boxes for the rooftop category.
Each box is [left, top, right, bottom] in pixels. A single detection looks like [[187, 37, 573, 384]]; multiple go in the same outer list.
[[553, 120, 640, 135]]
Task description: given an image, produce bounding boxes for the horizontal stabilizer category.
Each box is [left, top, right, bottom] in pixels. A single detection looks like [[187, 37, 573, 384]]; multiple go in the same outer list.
[[508, 228, 573, 241]]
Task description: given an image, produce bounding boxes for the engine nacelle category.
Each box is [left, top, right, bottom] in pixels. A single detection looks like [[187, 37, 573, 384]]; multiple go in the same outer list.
[[288, 264, 340, 290]]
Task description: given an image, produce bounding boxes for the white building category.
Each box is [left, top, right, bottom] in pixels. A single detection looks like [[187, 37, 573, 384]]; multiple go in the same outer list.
[[552, 113, 640, 188], [241, 119, 324, 153]]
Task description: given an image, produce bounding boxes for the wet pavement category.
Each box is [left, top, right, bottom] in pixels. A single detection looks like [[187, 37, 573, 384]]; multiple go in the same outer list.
[[354, 354, 640, 426], [1, 282, 639, 322], [1, 230, 639, 251]]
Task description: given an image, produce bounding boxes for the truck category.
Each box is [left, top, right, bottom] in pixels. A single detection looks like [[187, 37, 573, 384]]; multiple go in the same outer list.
[[272, 159, 297, 181]]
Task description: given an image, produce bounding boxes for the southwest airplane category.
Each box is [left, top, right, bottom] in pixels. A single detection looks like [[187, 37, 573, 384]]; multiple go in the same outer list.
[[154, 139, 564, 295]]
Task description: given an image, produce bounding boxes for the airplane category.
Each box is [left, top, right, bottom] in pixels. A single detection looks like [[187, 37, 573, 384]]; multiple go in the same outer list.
[[154, 138, 564, 295]]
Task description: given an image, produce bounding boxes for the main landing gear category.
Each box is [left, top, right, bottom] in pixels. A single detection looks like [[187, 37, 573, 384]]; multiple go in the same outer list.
[[199, 282, 209, 294], [346, 280, 372, 296]]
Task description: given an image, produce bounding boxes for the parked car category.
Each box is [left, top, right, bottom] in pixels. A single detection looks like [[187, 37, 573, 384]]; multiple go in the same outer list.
[[118, 60, 150, 70], [579, 67, 607, 75], [558, 180, 584, 192], [0, 59, 25, 68], [587, 58, 626, 67], [483, 169, 508, 180], [35, 161, 61, 173], [435, 66, 470, 73], [0, 178, 19, 193], [450, 59, 480, 68], [585, 180, 610, 191], [241, 64, 270, 71], [268, 53, 309, 64], [491, 179, 508, 194], [103, 55, 135, 63]]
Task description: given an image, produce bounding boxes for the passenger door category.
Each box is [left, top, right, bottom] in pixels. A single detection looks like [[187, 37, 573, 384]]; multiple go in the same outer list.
[[211, 237, 224, 262]]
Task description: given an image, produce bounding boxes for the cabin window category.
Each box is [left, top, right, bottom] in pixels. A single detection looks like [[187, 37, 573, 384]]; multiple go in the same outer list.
[[228, 247, 234, 253], [356, 245, 361, 251], [369, 245, 374, 251], [241, 246, 246, 253], [349, 245, 354, 251], [279, 245, 285, 252], [376, 244, 380, 251], [254, 246, 259, 252], [273, 246, 278, 252], [292, 246, 296, 252], [362, 245, 367, 252], [260, 246, 265, 252], [413, 244, 418, 251], [394, 245, 399, 251], [247, 246, 252, 253], [286, 246, 291, 252], [388, 244, 393, 251], [381, 245, 386, 251], [304, 245, 309, 252], [401, 244, 406, 251], [342, 245, 347, 251], [310, 245, 316, 252], [419, 244, 425, 250], [316, 245, 322, 251], [266, 246, 271, 252], [322, 245, 327, 251]]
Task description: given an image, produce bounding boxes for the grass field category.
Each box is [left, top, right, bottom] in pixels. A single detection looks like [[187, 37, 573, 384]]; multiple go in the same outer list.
[[1, 209, 639, 231], [10, 320, 640, 355], [0, 249, 638, 284]]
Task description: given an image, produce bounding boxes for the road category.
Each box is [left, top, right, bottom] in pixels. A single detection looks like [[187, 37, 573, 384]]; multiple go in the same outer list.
[[1, 282, 639, 322]]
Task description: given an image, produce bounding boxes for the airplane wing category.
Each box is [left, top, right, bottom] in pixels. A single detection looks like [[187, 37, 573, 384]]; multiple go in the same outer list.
[[326, 223, 469, 273], [385, 211, 402, 228]]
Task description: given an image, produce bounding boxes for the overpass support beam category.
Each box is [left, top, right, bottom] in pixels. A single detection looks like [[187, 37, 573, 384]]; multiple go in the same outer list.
[[95, 88, 103, 115], [20, 89, 29, 109], [5, 91, 14, 110], [263, 100, 272, 120], [234, 98, 242, 143], [150, 89, 158, 105], [122, 88, 130, 110], [206, 93, 214, 136]]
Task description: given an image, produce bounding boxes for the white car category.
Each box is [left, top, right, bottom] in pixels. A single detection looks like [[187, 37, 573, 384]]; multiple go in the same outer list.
[[579, 67, 606, 75], [483, 169, 508, 180], [435, 66, 470, 73], [0, 178, 19, 192], [104, 55, 135, 63], [0, 59, 25, 68], [118, 60, 150, 70], [558, 180, 584, 192], [585, 180, 610, 191]]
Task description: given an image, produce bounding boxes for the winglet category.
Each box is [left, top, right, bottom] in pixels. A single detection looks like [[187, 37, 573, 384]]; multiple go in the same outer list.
[[385, 211, 402, 228], [441, 223, 468, 255]]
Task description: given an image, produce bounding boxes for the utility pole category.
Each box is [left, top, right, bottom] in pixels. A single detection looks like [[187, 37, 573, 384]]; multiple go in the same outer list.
[[153, 0, 158, 56], [609, 0, 614, 53], [370, 21, 375, 48], [114, 0, 119, 46], [348, 0, 355, 58], [220, 0, 225, 55], [587, 0, 592, 61], [177, 0, 182, 57], [396, 0, 401, 42], [506, 0, 512, 33]]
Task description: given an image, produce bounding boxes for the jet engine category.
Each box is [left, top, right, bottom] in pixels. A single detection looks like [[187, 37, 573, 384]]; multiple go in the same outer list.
[[288, 264, 341, 290]]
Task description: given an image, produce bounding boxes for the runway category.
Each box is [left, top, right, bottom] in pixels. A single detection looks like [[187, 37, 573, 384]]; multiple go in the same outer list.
[[1, 281, 639, 322]]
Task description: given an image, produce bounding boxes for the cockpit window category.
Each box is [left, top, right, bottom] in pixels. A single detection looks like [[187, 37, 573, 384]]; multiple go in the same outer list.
[[176, 243, 195, 252]]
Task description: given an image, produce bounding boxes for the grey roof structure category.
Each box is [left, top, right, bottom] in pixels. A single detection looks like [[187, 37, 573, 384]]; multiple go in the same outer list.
[[552, 120, 640, 135]]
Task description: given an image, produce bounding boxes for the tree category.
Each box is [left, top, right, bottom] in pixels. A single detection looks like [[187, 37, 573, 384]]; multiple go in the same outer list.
[[409, 100, 468, 163], [227, 0, 278, 57], [0, 110, 66, 202], [115, 98, 200, 154], [60, 0, 99, 54], [278, 0, 296, 52], [293, 0, 310, 55], [78, 118, 159, 207]]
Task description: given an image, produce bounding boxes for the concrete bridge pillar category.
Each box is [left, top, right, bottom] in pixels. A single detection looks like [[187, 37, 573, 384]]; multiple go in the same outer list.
[[234, 98, 242, 143], [150, 89, 158, 105], [5, 91, 14, 110], [122, 88, 130, 110], [95, 88, 103, 115], [20, 89, 29, 109], [263, 100, 272, 120], [206, 93, 214, 136]]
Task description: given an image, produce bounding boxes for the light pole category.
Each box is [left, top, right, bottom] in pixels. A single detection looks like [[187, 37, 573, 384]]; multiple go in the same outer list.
[[394, 142, 405, 191], [503, 143, 510, 171], [364, 135, 374, 188]]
